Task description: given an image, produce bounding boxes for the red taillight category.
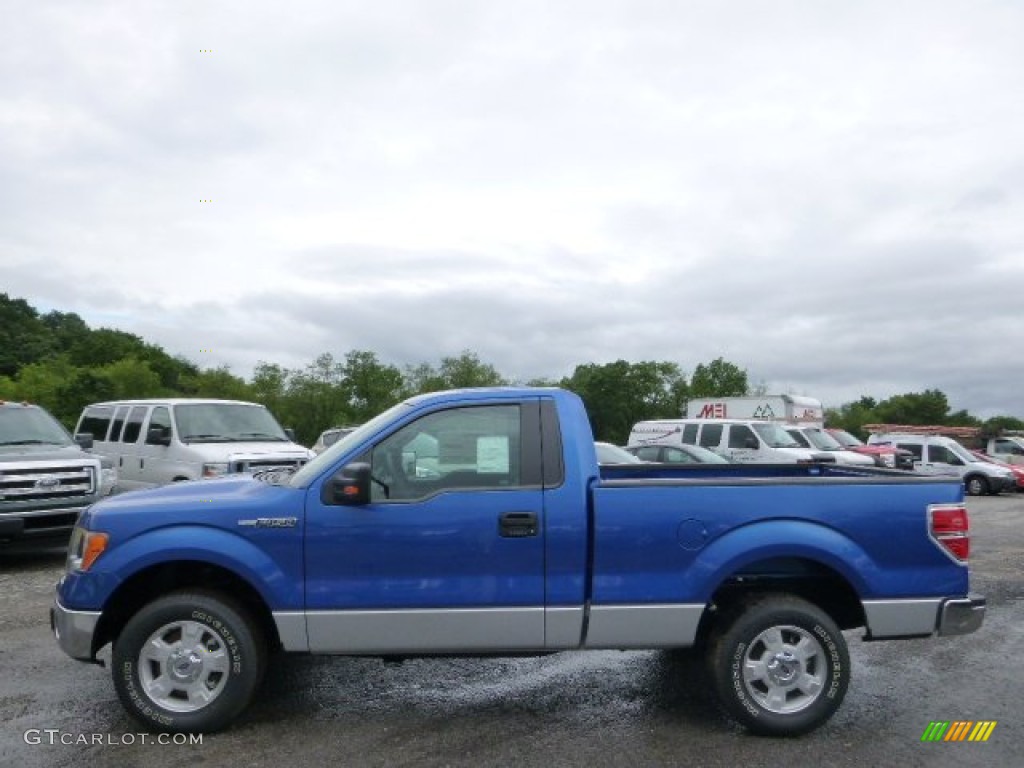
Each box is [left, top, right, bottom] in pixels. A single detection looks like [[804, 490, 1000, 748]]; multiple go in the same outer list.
[[929, 504, 969, 562]]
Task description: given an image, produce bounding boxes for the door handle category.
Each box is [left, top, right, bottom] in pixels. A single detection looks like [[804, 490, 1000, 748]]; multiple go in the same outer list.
[[499, 511, 538, 538]]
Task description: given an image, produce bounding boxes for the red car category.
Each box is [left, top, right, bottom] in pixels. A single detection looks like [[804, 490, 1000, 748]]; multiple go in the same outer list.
[[971, 450, 1024, 491], [826, 428, 915, 470]]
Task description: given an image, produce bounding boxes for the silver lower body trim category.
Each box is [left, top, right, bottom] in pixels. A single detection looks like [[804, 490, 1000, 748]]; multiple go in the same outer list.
[[272, 611, 309, 652], [306, 607, 545, 654], [51, 597, 101, 660], [584, 604, 705, 649], [862, 598, 943, 638], [545, 606, 584, 649]]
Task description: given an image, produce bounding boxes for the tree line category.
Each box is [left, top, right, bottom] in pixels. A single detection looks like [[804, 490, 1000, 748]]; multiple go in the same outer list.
[[1, 293, 1020, 446]]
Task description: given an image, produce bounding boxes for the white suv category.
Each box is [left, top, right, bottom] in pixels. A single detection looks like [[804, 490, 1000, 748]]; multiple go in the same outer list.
[[867, 433, 1015, 496]]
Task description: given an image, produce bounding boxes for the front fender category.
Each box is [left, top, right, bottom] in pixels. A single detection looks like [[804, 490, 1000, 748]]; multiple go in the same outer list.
[[59, 525, 303, 612]]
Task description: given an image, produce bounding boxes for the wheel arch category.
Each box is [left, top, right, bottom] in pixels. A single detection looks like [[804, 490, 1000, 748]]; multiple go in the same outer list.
[[697, 556, 866, 643], [93, 560, 282, 657], [685, 521, 873, 643]]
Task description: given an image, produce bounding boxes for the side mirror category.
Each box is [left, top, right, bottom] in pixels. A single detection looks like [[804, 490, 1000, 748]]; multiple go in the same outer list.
[[74, 432, 94, 450], [322, 462, 372, 506], [146, 426, 171, 446], [284, 427, 296, 441], [744, 437, 758, 450]]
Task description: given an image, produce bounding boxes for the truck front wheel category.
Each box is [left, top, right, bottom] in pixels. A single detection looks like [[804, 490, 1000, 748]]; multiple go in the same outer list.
[[112, 590, 265, 733], [706, 595, 849, 736]]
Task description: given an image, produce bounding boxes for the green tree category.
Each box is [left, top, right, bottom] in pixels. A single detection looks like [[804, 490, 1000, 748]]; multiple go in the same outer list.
[[179, 366, 253, 400], [561, 360, 686, 444], [983, 415, 1024, 435], [403, 351, 506, 395], [825, 396, 880, 438], [874, 389, 957, 426], [283, 354, 350, 445], [341, 350, 404, 422], [688, 357, 748, 398], [97, 358, 163, 400], [0, 293, 55, 376]]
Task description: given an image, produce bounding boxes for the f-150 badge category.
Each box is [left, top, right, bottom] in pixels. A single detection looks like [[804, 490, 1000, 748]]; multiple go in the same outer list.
[[238, 517, 298, 528]]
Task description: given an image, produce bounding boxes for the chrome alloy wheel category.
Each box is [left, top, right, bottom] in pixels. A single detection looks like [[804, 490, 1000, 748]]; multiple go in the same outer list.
[[138, 620, 231, 713], [741, 624, 826, 714]]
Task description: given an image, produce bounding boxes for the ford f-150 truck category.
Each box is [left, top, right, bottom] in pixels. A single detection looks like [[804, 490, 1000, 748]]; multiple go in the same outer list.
[[51, 388, 985, 737], [1, 401, 117, 547]]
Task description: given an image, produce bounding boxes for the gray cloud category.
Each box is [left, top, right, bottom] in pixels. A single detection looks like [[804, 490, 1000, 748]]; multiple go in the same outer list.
[[2, 0, 1023, 420]]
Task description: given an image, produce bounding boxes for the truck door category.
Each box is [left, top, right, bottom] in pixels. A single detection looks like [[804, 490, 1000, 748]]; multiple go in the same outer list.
[[304, 400, 546, 653]]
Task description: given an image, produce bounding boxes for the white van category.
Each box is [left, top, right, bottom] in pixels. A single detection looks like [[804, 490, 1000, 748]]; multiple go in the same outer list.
[[867, 433, 1015, 496], [74, 399, 315, 491], [784, 426, 875, 466], [628, 419, 830, 464]]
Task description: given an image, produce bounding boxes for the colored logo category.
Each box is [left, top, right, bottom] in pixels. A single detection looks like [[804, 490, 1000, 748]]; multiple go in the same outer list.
[[921, 721, 997, 742]]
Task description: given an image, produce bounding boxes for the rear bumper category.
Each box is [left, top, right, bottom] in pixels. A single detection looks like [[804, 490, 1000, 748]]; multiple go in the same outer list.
[[863, 594, 985, 639], [938, 594, 986, 636], [51, 595, 101, 662]]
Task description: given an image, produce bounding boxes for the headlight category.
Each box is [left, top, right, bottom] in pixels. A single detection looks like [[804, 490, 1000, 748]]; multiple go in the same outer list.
[[66, 527, 109, 572], [99, 459, 118, 495], [881, 454, 896, 468], [202, 462, 229, 478]]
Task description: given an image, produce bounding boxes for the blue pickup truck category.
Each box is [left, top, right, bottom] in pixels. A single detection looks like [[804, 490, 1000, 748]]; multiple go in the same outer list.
[[52, 387, 984, 736]]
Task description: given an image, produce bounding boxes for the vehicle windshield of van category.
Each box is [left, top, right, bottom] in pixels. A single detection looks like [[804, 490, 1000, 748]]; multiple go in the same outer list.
[[0, 407, 74, 447], [828, 429, 863, 448], [947, 442, 979, 465], [752, 423, 802, 448], [175, 404, 289, 443], [803, 429, 844, 451]]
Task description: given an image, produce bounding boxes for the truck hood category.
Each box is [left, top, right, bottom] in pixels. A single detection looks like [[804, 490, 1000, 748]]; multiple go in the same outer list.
[[178, 441, 314, 461], [0, 443, 98, 463], [81, 475, 301, 536]]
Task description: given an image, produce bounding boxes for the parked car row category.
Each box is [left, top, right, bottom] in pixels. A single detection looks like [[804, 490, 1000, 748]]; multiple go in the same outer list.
[[594, 397, 1020, 497]]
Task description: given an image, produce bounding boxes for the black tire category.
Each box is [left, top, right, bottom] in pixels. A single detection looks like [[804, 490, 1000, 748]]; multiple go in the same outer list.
[[112, 590, 266, 733], [964, 475, 988, 497], [705, 594, 849, 737]]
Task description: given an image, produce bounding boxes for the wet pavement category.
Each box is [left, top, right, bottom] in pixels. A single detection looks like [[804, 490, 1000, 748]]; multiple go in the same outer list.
[[1, 496, 1021, 767]]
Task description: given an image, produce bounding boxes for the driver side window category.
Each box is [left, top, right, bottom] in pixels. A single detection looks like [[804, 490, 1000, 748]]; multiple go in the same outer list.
[[370, 405, 522, 502]]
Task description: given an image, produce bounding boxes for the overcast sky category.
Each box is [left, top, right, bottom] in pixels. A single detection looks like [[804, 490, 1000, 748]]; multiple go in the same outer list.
[[2, 0, 1022, 417]]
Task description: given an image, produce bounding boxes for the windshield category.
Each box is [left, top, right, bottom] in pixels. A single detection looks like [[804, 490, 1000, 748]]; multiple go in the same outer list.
[[596, 442, 644, 464], [829, 429, 863, 447], [683, 444, 730, 463], [0, 406, 73, 446], [803, 428, 843, 451], [174, 403, 289, 443], [948, 442, 981, 465], [289, 402, 413, 487], [752, 423, 802, 448]]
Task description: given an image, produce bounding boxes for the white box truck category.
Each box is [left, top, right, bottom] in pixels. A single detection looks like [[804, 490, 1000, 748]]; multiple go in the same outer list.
[[686, 395, 824, 426]]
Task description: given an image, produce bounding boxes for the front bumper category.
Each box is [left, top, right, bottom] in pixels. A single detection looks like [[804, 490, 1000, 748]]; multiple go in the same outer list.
[[51, 595, 101, 662], [938, 594, 986, 636]]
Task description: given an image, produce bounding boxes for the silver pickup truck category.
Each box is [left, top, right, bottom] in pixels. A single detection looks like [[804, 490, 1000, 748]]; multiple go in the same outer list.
[[0, 401, 117, 548]]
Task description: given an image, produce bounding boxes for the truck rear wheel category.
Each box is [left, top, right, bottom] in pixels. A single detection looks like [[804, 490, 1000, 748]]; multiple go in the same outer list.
[[112, 590, 265, 733], [706, 594, 849, 736]]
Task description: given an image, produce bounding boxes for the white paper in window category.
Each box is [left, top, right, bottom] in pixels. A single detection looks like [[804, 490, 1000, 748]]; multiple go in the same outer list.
[[477, 436, 510, 473]]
